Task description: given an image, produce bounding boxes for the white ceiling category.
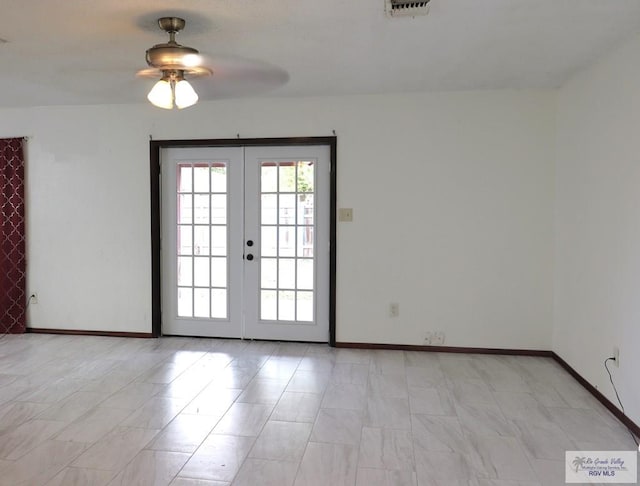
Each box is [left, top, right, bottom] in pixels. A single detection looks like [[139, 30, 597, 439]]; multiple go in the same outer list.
[[1, 0, 640, 108]]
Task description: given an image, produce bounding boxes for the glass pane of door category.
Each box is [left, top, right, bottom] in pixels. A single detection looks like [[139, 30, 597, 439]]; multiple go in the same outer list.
[[176, 162, 229, 320], [259, 161, 315, 322]]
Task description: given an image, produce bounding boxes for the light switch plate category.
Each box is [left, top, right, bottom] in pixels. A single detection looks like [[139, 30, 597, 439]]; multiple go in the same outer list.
[[338, 208, 353, 222]]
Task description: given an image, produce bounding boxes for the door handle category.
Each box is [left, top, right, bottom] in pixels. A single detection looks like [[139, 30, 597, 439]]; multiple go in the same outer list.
[[246, 240, 254, 247], [246, 254, 254, 261]]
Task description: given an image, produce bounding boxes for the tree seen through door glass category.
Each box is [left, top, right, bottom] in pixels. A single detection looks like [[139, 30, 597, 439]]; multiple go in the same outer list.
[[211, 165, 227, 193]]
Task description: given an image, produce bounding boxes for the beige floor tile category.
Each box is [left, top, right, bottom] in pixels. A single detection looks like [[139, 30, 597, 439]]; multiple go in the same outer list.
[[408, 386, 455, 415], [54, 406, 132, 444], [466, 434, 538, 482], [14, 379, 82, 404], [355, 468, 417, 486], [0, 401, 50, 434], [108, 450, 191, 485], [38, 391, 110, 422], [329, 363, 369, 385], [170, 479, 229, 486], [249, 420, 312, 461], [321, 383, 367, 410], [310, 408, 363, 445], [100, 382, 165, 410], [0, 439, 88, 485], [414, 449, 474, 486], [358, 427, 414, 470], [368, 372, 408, 398], [286, 370, 331, 394], [411, 414, 467, 453], [369, 350, 406, 375], [334, 349, 372, 365], [121, 396, 188, 429], [254, 358, 299, 380], [136, 362, 189, 385], [471, 479, 541, 486], [296, 356, 336, 373], [72, 426, 159, 471], [271, 392, 322, 423], [0, 418, 67, 460], [364, 396, 411, 429], [208, 366, 257, 389], [178, 434, 254, 482], [405, 366, 447, 388], [212, 402, 272, 436], [182, 387, 242, 417], [44, 466, 115, 486], [237, 378, 288, 405], [294, 442, 357, 486], [233, 458, 299, 486], [149, 413, 220, 453]]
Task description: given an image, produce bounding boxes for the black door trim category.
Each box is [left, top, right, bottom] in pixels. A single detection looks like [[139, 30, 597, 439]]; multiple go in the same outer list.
[[150, 136, 337, 346]]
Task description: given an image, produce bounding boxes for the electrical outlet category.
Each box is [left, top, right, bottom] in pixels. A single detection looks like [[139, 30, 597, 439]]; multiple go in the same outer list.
[[29, 293, 38, 305], [423, 332, 433, 345], [389, 303, 399, 318], [431, 331, 445, 345], [613, 346, 620, 367]]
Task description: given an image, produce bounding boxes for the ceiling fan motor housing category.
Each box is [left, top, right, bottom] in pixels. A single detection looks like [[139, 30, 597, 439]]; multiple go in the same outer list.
[[146, 43, 200, 70]]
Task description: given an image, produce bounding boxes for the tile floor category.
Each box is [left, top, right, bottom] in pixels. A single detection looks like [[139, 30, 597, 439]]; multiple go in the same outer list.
[[0, 334, 637, 485]]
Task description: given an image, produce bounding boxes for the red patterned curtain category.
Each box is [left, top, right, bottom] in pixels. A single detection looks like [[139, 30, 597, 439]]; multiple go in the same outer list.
[[0, 138, 26, 334]]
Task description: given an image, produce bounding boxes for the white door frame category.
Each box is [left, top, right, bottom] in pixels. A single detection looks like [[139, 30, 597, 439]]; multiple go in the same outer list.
[[150, 137, 337, 344]]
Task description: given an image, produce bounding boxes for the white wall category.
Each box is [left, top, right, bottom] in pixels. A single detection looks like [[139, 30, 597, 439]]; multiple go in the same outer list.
[[0, 90, 555, 348], [555, 33, 640, 425]]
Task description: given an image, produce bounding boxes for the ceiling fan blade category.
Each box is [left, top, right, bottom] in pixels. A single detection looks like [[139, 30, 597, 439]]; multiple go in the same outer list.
[[136, 45, 289, 100], [191, 56, 290, 99], [136, 67, 161, 79]]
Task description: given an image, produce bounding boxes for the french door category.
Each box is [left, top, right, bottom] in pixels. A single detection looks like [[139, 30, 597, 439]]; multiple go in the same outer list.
[[160, 145, 330, 342]]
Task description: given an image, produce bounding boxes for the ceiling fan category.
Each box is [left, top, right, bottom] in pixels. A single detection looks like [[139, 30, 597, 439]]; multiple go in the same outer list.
[[138, 17, 213, 109], [138, 16, 289, 110]]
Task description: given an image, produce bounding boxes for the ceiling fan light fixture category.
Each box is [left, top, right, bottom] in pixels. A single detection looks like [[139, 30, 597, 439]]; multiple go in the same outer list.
[[174, 79, 198, 109], [147, 79, 173, 109], [147, 70, 199, 110]]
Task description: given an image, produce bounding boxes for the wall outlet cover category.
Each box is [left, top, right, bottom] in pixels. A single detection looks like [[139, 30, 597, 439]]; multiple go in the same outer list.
[[431, 331, 445, 345], [423, 331, 432, 345]]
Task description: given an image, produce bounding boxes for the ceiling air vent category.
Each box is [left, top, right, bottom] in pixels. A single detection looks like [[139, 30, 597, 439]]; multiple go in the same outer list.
[[386, 0, 431, 17]]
